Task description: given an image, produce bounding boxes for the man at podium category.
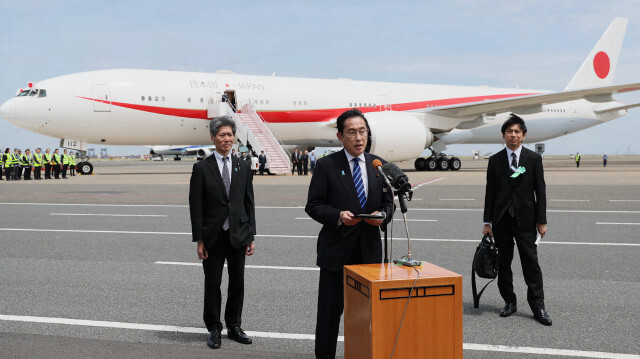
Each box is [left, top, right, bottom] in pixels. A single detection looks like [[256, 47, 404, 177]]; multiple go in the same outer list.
[[305, 109, 394, 359]]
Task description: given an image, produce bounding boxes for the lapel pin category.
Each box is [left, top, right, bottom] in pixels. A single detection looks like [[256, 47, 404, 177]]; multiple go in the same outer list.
[[510, 166, 526, 178], [341, 170, 345, 175]]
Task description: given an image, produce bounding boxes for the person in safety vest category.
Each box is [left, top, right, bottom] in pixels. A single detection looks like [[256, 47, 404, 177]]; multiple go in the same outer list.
[[2, 148, 13, 181], [21, 148, 33, 180], [33, 148, 44, 180], [61, 149, 70, 179], [44, 148, 53, 179], [52, 149, 61, 179], [13, 149, 22, 180], [69, 151, 76, 176]]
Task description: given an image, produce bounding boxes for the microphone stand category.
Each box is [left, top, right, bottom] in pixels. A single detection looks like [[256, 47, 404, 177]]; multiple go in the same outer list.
[[392, 184, 422, 267]]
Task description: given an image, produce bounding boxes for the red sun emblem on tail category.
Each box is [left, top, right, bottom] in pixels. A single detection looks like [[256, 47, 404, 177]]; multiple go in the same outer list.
[[593, 51, 610, 79]]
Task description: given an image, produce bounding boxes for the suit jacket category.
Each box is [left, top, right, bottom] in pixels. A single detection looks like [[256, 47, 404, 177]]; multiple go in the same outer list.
[[483, 147, 546, 230], [189, 154, 256, 250], [258, 155, 267, 165], [291, 152, 299, 163], [305, 150, 394, 271]]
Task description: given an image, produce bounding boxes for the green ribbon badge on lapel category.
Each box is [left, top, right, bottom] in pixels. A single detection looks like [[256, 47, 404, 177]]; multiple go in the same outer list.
[[510, 166, 526, 178]]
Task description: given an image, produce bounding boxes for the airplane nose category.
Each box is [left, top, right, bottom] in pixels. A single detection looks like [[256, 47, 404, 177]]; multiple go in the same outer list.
[[0, 99, 16, 124]]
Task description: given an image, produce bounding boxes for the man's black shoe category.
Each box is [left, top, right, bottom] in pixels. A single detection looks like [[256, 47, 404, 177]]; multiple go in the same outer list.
[[207, 330, 221, 349], [534, 308, 552, 326], [227, 326, 252, 344], [500, 302, 517, 317]]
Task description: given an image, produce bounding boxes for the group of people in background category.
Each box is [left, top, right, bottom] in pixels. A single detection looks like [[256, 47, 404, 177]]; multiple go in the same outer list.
[[1, 147, 77, 181], [290, 148, 316, 175]]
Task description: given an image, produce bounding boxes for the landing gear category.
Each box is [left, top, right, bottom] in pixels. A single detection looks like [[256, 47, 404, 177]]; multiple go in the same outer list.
[[77, 161, 94, 175], [174, 155, 181, 161], [413, 151, 461, 171]]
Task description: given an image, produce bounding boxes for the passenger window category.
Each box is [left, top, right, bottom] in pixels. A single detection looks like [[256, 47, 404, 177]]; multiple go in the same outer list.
[[141, 96, 145, 101]]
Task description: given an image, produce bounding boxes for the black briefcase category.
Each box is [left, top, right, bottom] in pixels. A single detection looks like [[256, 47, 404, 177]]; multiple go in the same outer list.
[[472, 234, 499, 308]]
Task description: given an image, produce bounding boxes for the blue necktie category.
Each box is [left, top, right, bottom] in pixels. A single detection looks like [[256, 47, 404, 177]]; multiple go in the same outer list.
[[352, 158, 366, 210]]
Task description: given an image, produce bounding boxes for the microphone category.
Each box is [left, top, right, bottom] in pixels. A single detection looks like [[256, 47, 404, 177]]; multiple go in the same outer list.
[[372, 159, 392, 188], [381, 162, 412, 193]]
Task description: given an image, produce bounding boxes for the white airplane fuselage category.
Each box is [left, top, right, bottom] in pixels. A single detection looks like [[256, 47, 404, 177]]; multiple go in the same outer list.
[[0, 68, 627, 157]]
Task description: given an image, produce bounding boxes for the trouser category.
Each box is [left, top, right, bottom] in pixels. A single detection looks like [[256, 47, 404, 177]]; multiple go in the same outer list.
[[303, 162, 308, 175], [259, 164, 265, 175], [14, 166, 22, 180], [23, 167, 32, 180], [576, 161, 580, 167], [310, 161, 316, 173], [315, 242, 362, 359], [34, 167, 42, 179], [297, 163, 302, 175], [70, 164, 75, 176], [53, 165, 60, 179], [62, 164, 68, 178], [493, 215, 545, 312], [4, 167, 12, 180], [202, 229, 246, 332], [44, 163, 51, 179]]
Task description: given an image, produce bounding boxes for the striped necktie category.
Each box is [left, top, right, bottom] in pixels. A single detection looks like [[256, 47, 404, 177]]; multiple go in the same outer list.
[[222, 157, 231, 230], [352, 158, 366, 210], [511, 152, 517, 171]]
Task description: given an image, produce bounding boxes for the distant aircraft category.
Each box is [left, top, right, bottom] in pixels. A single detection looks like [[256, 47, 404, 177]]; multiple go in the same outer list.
[[148, 145, 216, 160], [1, 18, 639, 174]]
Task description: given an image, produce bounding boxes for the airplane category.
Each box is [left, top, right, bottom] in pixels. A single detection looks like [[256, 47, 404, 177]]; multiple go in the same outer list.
[[148, 145, 216, 160], [1, 17, 639, 175]]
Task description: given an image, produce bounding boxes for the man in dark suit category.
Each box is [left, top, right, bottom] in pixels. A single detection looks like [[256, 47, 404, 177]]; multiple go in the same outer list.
[[483, 113, 551, 326], [301, 149, 309, 175], [306, 108, 394, 358], [258, 150, 267, 175], [291, 147, 300, 175], [189, 116, 257, 349]]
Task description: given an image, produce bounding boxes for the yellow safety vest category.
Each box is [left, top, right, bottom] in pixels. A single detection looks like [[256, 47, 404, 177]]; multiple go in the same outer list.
[[53, 153, 61, 164], [33, 153, 43, 167]]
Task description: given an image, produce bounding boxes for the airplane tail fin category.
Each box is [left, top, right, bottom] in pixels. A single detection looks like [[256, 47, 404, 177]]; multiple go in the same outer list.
[[565, 17, 628, 91]]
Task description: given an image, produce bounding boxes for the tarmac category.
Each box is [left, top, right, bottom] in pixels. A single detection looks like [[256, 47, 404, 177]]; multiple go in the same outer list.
[[1, 155, 639, 358]]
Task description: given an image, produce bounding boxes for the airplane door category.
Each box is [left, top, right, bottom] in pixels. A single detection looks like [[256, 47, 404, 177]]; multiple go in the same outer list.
[[378, 95, 390, 111], [92, 84, 111, 112]]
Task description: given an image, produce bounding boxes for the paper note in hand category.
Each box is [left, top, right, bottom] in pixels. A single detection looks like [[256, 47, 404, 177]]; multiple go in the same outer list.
[[535, 233, 541, 246]]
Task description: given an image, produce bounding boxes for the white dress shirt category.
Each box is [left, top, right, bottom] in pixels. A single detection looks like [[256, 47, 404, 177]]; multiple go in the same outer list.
[[344, 150, 368, 199]]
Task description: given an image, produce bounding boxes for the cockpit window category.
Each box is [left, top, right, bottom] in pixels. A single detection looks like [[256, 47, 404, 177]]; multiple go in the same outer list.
[[28, 90, 37, 96], [17, 90, 30, 97], [38, 89, 47, 97]]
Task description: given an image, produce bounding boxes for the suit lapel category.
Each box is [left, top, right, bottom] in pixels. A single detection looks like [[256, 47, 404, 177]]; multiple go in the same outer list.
[[335, 150, 362, 211], [230, 156, 242, 197], [206, 155, 229, 200]]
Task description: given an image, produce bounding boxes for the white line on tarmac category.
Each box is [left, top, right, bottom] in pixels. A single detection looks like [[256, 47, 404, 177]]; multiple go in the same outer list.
[[294, 217, 436, 222], [439, 198, 475, 201], [597, 222, 640, 225], [609, 200, 640, 202], [50, 213, 168, 217], [2, 203, 640, 214], [550, 199, 590, 202], [156, 261, 319, 271], [1, 229, 638, 246], [412, 177, 446, 189], [0, 315, 637, 358]]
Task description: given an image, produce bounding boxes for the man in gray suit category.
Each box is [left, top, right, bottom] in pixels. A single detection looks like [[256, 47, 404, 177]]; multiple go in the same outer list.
[[189, 116, 256, 349]]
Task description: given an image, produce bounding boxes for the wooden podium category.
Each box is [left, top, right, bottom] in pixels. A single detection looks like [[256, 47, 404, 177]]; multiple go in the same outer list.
[[344, 262, 462, 359]]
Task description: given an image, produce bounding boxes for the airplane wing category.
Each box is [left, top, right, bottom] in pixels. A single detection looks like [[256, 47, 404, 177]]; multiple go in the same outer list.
[[428, 82, 640, 118], [594, 102, 640, 114]]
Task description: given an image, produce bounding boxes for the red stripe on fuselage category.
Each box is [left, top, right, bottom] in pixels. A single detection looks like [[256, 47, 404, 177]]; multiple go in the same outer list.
[[77, 93, 536, 123], [76, 96, 207, 119]]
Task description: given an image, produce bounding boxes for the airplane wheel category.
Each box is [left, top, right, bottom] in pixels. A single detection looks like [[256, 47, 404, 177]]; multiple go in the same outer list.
[[437, 157, 449, 171], [449, 157, 461, 171], [426, 157, 437, 171], [78, 162, 94, 175], [414, 158, 427, 171]]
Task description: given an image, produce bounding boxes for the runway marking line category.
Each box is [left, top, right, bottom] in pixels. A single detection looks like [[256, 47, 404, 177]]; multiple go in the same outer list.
[[294, 217, 437, 222], [0, 229, 638, 246], [2, 203, 640, 214], [412, 177, 446, 189], [439, 198, 475, 201], [597, 222, 640, 225], [156, 262, 319, 271], [50, 213, 168, 217], [0, 315, 638, 358], [550, 199, 590, 202]]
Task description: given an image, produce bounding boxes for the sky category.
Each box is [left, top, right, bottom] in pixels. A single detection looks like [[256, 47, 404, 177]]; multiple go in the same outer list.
[[1, 0, 640, 156]]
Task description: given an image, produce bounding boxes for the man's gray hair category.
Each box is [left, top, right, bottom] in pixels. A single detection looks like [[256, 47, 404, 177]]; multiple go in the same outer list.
[[210, 116, 237, 137]]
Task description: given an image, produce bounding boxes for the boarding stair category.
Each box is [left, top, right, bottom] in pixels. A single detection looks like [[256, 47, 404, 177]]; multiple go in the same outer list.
[[235, 103, 291, 174]]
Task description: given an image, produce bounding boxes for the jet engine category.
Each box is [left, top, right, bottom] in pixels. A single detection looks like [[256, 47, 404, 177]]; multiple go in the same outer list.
[[365, 111, 433, 162], [197, 147, 213, 159]]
